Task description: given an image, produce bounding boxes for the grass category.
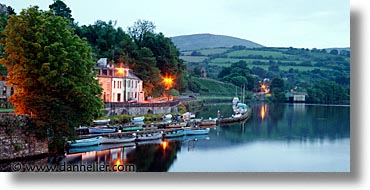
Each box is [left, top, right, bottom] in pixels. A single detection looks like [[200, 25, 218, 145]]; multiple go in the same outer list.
[[198, 48, 228, 55], [180, 55, 207, 63], [190, 77, 241, 97], [208, 62, 330, 71], [227, 49, 289, 58]]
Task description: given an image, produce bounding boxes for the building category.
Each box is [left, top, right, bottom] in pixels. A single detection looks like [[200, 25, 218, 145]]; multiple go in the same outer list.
[[286, 90, 307, 103], [0, 80, 13, 108], [95, 58, 144, 103]]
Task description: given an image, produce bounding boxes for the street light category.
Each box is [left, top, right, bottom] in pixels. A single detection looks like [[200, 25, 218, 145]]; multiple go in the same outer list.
[[162, 75, 174, 101]]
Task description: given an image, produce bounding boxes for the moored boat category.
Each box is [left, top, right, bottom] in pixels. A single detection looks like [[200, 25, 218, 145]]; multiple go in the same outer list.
[[167, 122, 187, 128], [88, 126, 116, 134], [183, 127, 210, 135], [100, 136, 136, 144], [217, 108, 252, 124], [199, 119, 217, 126], [67, 136, 101, 148], [93, 119, 110, 126], [132, 116, 145, 122], [136, 133, 162, 141], [163, 129, 185, 138], [163, 114, 172, 121], [121, 125, 143, 131]]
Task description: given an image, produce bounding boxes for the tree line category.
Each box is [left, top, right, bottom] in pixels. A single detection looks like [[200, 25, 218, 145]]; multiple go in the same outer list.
[[0, 0, 187, 153]]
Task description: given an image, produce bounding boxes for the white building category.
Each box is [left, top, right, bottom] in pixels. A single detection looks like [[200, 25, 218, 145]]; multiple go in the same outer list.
[[96, 58, 144, 102]]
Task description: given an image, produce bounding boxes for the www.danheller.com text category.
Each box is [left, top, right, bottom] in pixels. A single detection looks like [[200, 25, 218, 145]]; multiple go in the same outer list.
[[9, 162, 136, 172]]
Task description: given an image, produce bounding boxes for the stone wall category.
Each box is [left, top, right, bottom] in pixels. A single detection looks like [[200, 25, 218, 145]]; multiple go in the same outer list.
[[0, 113, 48, 161], [105, 101, 180, 116]]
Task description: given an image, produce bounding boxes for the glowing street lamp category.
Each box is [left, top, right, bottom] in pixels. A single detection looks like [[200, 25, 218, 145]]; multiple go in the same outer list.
[[162, 75, 174, 90]]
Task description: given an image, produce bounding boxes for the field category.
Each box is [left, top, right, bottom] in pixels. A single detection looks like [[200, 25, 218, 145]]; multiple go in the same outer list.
[[188, 77, 241, 97]]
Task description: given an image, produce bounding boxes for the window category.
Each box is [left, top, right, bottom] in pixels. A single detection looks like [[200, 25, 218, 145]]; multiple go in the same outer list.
[[114, 81, 116, 88], [117, 93, 121, 102], [2, 86, 6, 96]]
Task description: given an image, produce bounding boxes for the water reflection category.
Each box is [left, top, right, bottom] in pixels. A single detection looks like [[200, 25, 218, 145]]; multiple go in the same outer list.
[[260, 104, 266, 120], [60, 103, 349, 172]]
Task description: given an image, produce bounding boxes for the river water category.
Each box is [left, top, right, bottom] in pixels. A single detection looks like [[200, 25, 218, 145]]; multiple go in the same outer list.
[[1, 103, 350, 172], [62, 103, 350, 172]]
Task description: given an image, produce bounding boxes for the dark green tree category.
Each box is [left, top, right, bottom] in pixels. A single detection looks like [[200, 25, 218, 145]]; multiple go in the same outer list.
[[270, 78, 286, 102], [127, 19, 156, 46], [1, 7, 103, 153], [49, 0, 74, 22]]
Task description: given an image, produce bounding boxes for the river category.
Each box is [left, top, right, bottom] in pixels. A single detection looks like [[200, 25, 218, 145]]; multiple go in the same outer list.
[[1, 103, 350, 172], [64, 103, 350, 172]]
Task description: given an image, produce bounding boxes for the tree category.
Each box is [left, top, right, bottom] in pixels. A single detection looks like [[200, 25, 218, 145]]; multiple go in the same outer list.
[[270, 78, 286, 102], [330, 49, 339, 55], [49, 0, 74, 23], [1, 7, 103, 153], [128, 19, 156, 45]]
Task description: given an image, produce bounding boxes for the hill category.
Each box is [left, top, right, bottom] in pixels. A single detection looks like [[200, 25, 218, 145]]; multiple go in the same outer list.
[[188, 77, 245, 97], [171, 33, 264, 51]]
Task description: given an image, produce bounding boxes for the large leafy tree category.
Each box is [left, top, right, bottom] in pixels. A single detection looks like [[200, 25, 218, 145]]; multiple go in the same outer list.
[[0, 7, 103, 152], [0, 3, 15, 79]]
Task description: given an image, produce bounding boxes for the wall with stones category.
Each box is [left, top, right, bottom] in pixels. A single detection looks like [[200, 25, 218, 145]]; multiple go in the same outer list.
[[105, 101, 180, 116], [0, 114, 48, 161]]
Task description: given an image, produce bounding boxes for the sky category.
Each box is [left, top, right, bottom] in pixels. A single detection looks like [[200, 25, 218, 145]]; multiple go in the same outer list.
[[2, 0, 350, 49]]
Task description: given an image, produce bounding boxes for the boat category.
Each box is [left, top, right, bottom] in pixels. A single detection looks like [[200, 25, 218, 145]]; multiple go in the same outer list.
[[163, 114, 172, 121], [217, 97, 252, 124], [199, 119, 217, 126], [88, 126, 116, 134], [136, 133, 162, 141], [183, 127, 210, 135], [132, 116, 145, 122], [167, 122, 187, 128], [217, 108, 252, 124], [163, 129, 185, 138], [100, 136, 136, 144], [67, 136, 101, 148], [121, 125, 143, 131], [93, 119, 110, 126], [67, 145, 101, 154]]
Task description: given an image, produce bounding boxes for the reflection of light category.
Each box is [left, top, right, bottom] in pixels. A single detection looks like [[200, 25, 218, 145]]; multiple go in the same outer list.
[[261, 105, 266, 120], [161, 140, 168, 151]]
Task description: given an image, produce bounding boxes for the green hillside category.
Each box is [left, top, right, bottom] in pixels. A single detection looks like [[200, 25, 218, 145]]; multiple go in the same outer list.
[[184, 46, 350, 104], [171, 33, 263, 51], [188, 77, 245, 97]]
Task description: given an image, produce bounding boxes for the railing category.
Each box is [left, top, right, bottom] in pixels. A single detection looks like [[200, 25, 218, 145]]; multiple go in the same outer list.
[[104, 100, 180, 108]]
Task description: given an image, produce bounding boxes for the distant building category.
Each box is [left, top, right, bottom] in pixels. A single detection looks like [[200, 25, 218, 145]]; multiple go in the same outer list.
[[95, 58, 144, 103], [286, 89, 307, 103]]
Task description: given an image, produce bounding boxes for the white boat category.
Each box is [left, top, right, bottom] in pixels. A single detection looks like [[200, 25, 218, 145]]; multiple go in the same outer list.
[[163, 114, 172, 120], [164, 129, 185, 138], [93, 119, 110, 125], [136, 133, 162, 141], [67, 137, 101, 147], [100, 136, 136, 144], [88, 127, 116, 134], [183, 127, 210, 135], [132, 116, 145, 122]]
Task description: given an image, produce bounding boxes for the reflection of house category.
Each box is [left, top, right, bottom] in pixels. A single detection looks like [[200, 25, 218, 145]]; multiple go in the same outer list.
[[95, 58, 144, 103], [286, 90, 307, 103]]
